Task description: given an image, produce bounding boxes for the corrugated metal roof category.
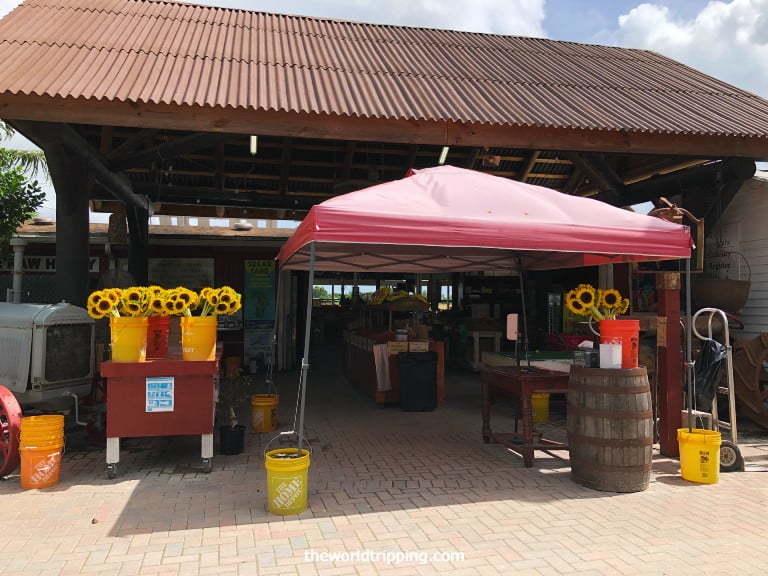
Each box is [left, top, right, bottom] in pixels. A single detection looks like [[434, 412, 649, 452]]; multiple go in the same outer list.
[[1, 0, 768, 137]]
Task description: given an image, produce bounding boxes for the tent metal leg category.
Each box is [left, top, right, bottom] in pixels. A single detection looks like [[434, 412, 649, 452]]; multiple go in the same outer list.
[[297, 243, 315, 456]]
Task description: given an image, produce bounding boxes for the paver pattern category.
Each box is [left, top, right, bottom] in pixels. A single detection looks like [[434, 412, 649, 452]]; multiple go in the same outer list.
[[2, 346, 767, 576]]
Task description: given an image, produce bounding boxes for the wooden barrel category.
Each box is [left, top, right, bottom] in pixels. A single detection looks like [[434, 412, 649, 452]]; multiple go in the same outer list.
[[567, 366, 653, 493]]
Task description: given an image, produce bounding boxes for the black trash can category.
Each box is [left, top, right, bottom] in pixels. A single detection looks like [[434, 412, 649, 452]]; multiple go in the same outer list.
[[397, 351, 438, 411]]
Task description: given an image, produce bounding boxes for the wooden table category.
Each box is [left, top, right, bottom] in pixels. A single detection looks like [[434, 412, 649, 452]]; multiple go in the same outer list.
[[480, 365, 570, 467]]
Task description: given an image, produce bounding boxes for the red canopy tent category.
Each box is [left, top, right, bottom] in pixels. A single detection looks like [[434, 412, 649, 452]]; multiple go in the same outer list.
[[277, 165, 693, 272], [275, 165, 694, 455]]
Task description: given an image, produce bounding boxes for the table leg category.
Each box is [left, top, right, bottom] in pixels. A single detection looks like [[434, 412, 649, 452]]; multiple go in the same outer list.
[[520, 390, 534, 467], [106, 437, 120, 479], [482, 380, 491, 443]]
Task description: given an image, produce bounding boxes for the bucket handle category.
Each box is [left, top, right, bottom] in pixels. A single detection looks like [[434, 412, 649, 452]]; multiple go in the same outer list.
[[587, 316, 599, 337], [264, 430, 312, 458], [263, 377, 278, 395]]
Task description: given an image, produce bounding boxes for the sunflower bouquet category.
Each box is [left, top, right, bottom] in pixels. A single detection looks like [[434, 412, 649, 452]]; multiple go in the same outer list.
[[565, 283, 630, 321], [165, 286, 242, 316], [86, 286, 157, 319], [87, 285, 179, 319]]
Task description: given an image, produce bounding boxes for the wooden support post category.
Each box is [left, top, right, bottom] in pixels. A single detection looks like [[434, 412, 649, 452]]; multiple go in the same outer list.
[[125, 204, 149, 285], [46, 142, 92, 308], [656, 272, 682, 457]]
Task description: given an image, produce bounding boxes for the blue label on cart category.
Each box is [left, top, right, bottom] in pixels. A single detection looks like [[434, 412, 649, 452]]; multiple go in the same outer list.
[[146, 377, 175, 412]]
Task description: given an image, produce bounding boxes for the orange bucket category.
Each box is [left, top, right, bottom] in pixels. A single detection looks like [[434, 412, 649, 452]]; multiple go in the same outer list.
[[599, 319, 640, 369], [20, 447, 62, 489], [19, 415, 65, 489], [146, 316, 171, 358]]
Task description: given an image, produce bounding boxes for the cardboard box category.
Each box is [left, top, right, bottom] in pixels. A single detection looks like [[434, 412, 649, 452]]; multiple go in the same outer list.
[[408, 341, 429, 352], [387, 341, 408, 355]]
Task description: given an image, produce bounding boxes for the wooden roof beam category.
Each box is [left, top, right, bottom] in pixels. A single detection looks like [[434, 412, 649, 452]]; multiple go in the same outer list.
[[109, 131, 235, 171], [565, 152, 625, 205], [623, 157, 755, 208], [519, 151, 540, 182], [279, 137, 294, 195], [14, 119, 149, 211], [5, 94, 768, 158], [104, 128, 158, 159]]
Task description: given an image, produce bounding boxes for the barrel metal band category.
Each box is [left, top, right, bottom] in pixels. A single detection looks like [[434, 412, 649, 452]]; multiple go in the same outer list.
[[570, 384, 650, 394], [568, 434, 654, 447], [568, 406, 653, 419], [573, 462, 650, 472]]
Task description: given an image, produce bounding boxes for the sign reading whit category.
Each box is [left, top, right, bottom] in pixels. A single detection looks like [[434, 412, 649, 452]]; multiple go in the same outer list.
[[0, 256, 100, 273]]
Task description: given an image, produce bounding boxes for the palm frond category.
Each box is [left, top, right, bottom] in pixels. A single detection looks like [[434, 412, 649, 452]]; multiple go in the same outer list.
[[1, 148, 49, 178], [0, 120, 13, 140]]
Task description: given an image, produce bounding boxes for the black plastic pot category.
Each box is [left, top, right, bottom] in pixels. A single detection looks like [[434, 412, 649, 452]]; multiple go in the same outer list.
[[219, 424, 245, 455]]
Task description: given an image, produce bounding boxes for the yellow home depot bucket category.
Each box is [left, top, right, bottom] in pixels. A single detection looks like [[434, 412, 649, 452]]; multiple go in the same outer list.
[[532, 393, 550, 423], [265, 448, 310, 515], [251, 394, 279, 433], [110, 316, 149, 362], [678, 428, 721, 484], [181, 316, 217, 361], [19, 415, 65, 489]]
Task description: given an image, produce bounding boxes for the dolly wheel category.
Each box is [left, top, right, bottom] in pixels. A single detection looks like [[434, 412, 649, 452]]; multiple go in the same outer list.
[[0, 386, 22, 478], [720, 440, 744, 472], [106, 464, 117, 479], [201, 458, 212, 474]]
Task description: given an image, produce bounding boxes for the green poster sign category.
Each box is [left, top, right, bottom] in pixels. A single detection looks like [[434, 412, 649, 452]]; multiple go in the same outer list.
[[244, 260, 276, 326]]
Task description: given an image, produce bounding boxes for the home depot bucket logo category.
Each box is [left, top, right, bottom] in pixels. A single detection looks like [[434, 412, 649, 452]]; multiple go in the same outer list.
[[30, 453, 60, 486], [253, 411, 264, 428], [271, 476, 303, 510]]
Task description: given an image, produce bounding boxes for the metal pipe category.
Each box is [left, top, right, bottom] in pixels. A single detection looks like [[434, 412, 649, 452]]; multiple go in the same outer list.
[[67, 392, 88, 426], [10, 237, 26, 303], [685, 257, 694, 432], [517, 259, 530, 366]]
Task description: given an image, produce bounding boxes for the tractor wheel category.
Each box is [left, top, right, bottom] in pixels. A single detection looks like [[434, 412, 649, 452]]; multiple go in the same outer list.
[[0, 386, 22, 478]]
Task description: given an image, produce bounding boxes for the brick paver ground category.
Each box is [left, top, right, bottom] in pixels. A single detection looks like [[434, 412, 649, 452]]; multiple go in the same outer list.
[[2, 344, 767, 575]]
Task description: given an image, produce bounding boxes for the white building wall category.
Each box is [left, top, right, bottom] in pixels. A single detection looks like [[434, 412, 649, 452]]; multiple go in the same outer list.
[[715, 172, 768, 339]]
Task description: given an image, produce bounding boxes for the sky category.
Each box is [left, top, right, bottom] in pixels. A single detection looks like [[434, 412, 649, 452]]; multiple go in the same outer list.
[[1, 0, 767, 221]]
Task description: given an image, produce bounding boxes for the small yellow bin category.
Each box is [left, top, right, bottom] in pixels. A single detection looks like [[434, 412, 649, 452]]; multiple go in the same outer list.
[[678, 428, 721, 484], [532, 393, 550, 423], [251, 394, 279, 433]]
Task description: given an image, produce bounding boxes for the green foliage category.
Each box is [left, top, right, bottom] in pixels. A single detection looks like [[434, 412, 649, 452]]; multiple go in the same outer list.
[[312, 286, 330, 299], [0, 149, 45, 257], [0, 121, 48, 178]]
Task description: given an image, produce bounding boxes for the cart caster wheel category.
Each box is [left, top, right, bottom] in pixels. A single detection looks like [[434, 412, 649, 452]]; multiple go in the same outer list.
[[106, 464, 117, 479], [720, 440, 744, 472], [201, 458, 212, 473]]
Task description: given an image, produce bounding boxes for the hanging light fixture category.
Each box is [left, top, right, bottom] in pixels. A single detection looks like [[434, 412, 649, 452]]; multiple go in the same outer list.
[[438, 146, 450, 165], [249, 135, 258, 155]]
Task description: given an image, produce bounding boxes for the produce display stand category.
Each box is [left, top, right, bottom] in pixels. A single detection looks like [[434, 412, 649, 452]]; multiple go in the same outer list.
[[100, 355, 219, 479]]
